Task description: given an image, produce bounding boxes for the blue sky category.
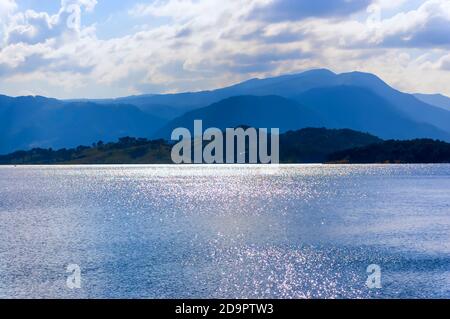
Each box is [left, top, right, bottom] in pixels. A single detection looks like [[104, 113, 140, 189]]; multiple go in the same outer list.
[[0, 0, 449, 98]]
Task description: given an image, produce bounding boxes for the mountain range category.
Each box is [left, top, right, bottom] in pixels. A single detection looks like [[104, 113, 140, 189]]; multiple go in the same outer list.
[[0, 95, 165, 153], [413, 93, 450, 111], [1, 69, 450, 154]]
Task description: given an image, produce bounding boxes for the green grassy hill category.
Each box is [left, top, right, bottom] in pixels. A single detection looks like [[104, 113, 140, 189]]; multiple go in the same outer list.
[[1, 128, 449, 165]]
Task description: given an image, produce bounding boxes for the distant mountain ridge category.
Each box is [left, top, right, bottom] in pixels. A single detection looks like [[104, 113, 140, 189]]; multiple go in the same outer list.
[[413, 93, 450, 111], [0, 95, 165, 154], [294, 86, 450, 141], [75, 69, 450, 135], [155, 95, 325, 138], [1, 68, 450, 154], [156, 87, 450, 142]]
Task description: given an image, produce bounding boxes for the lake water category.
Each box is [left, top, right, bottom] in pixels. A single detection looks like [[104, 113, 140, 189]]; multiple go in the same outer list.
[[0, 165, 449, 299]]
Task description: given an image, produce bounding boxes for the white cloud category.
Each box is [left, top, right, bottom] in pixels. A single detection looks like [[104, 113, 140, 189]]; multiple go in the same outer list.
[[438, 54, 450, 71], [4, 0, 98, 45], [374, 0, 407, 10], [0, 0, 16, 16], [0, 0, 17, 41], [368, 0, 450, 47], [0, 0, 450, 98], [294, 0, 450, 53], [61, 0, 97, 12]]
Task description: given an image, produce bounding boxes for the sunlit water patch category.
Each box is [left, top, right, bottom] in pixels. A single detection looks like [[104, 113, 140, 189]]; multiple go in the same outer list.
[[0, 165, 449, 298]]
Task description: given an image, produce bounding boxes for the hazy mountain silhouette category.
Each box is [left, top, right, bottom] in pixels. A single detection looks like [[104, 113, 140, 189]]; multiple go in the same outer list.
[[295, 86, 450, 141], [0, 95, 164, 154], [85, 69, 450, 133], [81, 69, 450, 135], [157, 88, 450, 142], [2, 69, 450, 153], [413, 93, 450, 111], [155, 95, 325, 138], [84, 69, 338, 109]]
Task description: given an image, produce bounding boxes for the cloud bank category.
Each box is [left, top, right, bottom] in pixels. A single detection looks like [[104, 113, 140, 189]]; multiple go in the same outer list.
[[0, 0, 449, 98]]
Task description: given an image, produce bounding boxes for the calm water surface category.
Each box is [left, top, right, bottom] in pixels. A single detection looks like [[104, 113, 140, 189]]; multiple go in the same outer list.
[[0, 165, 449, 299]]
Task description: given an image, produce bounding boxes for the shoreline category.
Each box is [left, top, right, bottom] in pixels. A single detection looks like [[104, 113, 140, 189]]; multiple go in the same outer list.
[[1, 163, 449, 167]]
